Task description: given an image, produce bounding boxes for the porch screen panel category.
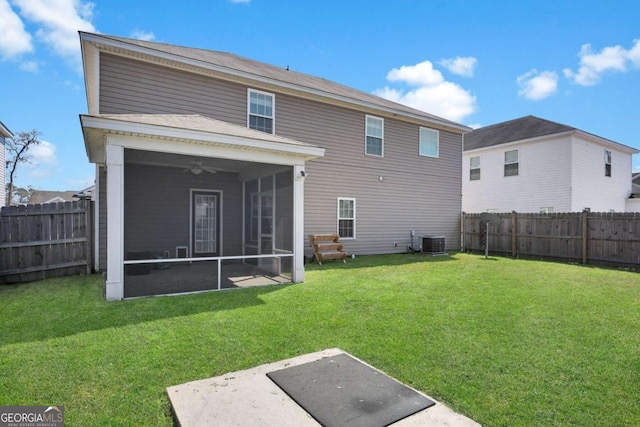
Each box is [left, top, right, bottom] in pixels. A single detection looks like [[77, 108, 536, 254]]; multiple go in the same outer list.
[[195, 194, 217, 254]]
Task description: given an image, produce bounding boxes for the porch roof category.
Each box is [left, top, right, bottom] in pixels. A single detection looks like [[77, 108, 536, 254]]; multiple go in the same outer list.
[[80, 114, 325, 164]]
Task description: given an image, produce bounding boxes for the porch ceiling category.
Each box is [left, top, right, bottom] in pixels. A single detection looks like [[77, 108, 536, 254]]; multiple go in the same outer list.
[[80, 113, 325, 164]]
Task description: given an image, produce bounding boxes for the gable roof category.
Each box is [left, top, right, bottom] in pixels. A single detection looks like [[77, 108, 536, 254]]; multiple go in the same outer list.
[[464, 115, 637, 154], [464, 116, 574, 150], [29, 191, 78, 204], [79, 32, 470, 134], [80, 114, 325, 164]]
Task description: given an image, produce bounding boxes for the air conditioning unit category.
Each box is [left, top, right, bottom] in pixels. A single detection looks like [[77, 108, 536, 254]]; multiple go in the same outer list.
[[421, 235, 446, 255]]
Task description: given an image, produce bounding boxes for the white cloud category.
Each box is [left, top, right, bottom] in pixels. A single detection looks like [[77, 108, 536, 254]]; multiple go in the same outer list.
[[517, 69, 558, 100], [374, 60, 477, 123], [29, 140, 57, 165], [439, 56, 478, 77], [386, 60, 445, 86], [627, 39, 640, 67], [564, 40, 640, 86], [19, 60, 39, 72], [130, 29, 155, 41], [0, 0, 33, 59], [12, 0, 96, 71]]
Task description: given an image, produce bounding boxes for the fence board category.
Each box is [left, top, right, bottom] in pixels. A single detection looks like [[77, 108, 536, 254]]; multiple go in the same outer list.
[[0, 200, 94, 284], [462, 211, 640, 269]]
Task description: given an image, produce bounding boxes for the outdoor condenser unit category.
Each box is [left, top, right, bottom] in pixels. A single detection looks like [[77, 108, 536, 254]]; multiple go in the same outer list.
[[421, 235, 446, 255]]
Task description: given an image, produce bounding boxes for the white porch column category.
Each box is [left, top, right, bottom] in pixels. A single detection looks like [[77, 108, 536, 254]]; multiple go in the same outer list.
[[105, 143, 124, 300], [292, 164, 306, 283]]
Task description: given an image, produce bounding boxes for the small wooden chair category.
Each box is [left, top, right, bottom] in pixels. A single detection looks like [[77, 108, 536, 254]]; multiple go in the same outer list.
[[309, 234, 348, 265]]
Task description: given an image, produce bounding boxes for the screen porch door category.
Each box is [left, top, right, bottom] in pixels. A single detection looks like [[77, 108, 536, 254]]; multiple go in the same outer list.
[[192, 191, 221, 257]]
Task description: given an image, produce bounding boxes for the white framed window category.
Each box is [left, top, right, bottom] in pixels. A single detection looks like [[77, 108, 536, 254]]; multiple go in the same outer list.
[[540, 207, 554, 213], [248, 89, 274, 134], [419, 127, 439, 157], [504, 149, 519, 177], [605, 150, 612, 177], [470, 156, 480, 181], [337, 198, 356, 239], [365, 115, 383, 157]]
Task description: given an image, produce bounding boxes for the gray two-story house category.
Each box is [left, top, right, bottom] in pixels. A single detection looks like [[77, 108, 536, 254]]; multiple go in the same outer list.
[[79, 32, 470, 300]]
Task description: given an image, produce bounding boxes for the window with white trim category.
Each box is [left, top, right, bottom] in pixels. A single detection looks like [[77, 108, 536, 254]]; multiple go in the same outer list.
[[470, 156, 480, 181], [248, 89, 274, 134], [365, 115, 383, 157], [337, 198, 356, 239], [540, 207, 554, 213], [504, 149, 518, 176], [605, 150, 612, 177], [419, 127, 439, 157]]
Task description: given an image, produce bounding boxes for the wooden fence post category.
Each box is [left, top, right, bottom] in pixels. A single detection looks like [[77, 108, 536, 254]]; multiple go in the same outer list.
[[581, 210, 588, 265], [461, 212, 465, 251], [511, 211, 517, 257]]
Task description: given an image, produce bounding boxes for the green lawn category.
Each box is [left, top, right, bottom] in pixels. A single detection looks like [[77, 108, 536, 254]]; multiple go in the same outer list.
[[1, 253, 639, 426]]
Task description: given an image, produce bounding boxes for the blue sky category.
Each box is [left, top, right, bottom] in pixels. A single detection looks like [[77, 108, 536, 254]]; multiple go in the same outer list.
[[1, 0, 640, 191]]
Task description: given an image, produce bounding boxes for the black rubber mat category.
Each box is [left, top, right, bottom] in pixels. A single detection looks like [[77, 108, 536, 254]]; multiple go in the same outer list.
[[266, 353, 435, 427]]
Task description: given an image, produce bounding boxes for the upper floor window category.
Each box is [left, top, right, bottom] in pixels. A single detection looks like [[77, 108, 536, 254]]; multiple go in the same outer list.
[[504, 149, 519, 177], [605, 150, 612, 177], [248, 89, 274, 134], [470, 156, 480, 181], [419, 127, 439, 157], [337, 198, 356, 239], [365, 115, 384, 157]]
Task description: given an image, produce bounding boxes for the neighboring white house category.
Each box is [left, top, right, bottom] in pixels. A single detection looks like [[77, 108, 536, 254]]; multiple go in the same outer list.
[[0, 121, 14, 208], [462, 116, 639, 213]]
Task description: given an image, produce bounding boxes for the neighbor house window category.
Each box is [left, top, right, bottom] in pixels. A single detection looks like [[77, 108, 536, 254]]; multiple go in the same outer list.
[[248, 89, 274, 134], [504, 149, 519, 176], [337, 198, 356, 239], [470, 156, 480, 180], [365, 115, 383, 157], [605, 150, 612, 177], [419, 127, 439, 157], [540, 207, 554, 213]]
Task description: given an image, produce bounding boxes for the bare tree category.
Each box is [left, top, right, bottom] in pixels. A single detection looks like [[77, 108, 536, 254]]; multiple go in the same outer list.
[[5, 130, 42, 206]]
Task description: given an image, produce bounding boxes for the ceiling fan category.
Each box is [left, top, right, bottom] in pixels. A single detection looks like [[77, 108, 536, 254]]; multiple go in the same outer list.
[[181, 161, 218, 175]]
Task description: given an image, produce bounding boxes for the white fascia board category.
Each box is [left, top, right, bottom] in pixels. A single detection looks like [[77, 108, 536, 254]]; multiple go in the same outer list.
[[574, 130, 639, 154], [465, 129, 638, 156], [81, 115, 325, 159], [81, 40, 100, 114], [464, 130, 578, 154], [80, 33, 470, 134], [0, 122, 13, 138]]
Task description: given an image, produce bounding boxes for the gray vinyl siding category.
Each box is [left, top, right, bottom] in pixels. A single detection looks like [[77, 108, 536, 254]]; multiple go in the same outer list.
[[100, 54, 246, 125], [98, 166, 107, 270], [123, 163, 243, 257], [276, 94, 463, 255], [99, 53, 463, 258]]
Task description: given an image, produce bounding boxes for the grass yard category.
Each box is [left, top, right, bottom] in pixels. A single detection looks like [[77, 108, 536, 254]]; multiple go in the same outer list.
[[1, 253, 639, 426]]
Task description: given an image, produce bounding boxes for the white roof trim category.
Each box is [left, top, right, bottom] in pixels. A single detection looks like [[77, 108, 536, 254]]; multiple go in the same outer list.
[[0, 121, 13, 138], [465, 129, 639, 155], [80, 115, 325, 162]]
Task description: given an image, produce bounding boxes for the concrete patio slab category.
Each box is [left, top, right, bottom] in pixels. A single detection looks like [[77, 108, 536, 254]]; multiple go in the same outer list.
[[167, 348, 481, 427]]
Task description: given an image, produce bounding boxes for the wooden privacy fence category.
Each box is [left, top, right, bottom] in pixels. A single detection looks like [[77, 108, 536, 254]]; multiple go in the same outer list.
[[0, 200, 94, 284], [462, 211, 640, 269]]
